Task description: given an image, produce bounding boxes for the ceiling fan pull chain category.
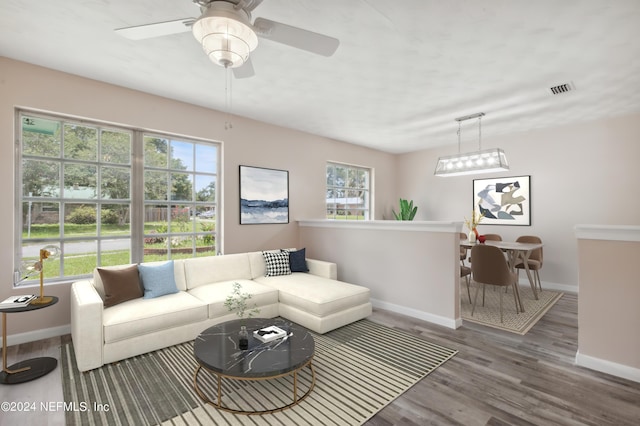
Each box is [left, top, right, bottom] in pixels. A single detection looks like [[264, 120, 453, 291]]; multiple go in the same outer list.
[[225, 66, 233, 130]]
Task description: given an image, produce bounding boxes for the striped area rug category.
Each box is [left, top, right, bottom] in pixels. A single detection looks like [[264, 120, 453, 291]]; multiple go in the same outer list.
[[461, 282, 563, 334], [61, 319, 457, 425]]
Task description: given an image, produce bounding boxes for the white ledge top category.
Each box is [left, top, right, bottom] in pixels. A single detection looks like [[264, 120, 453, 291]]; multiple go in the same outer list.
[[297, 219, 463, 233], [575, 224, 640, 242]]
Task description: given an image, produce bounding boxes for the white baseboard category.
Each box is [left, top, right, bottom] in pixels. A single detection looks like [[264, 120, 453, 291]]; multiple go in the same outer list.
[[575, 350, 640, 383], [371, 298, 460, 329], [0, 324, 70, 347], [518, 278, 578, 294]]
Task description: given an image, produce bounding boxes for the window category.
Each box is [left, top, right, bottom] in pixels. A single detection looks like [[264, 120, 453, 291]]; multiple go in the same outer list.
[[16, 112, 220, 285], [142, 135, 218, 262], [326, 162, 371, 220]]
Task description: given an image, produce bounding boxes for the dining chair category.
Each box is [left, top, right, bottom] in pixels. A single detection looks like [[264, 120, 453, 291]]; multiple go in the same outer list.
[[467, 233, 501, 263], [482, 234, 504, 287], [460, 264, 472, 303], [458, 232, 472, 303], [459, 232, 468, 265], [514, 235, 543, 292], [470, 244, 520, 323]]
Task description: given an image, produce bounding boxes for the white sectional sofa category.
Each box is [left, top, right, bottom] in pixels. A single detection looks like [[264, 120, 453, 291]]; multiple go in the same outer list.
[[70, 250, 372, 372]]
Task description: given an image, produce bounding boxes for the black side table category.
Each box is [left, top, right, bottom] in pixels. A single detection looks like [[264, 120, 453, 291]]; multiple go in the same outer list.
[[0, 296, 58, 385]]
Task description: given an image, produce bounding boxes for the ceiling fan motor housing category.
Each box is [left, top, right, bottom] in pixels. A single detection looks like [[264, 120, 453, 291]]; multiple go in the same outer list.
[[192, 1, 258, 68]]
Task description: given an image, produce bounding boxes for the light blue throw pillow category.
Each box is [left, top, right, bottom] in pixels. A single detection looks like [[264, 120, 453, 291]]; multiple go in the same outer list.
[[138, 261, 179, 299]]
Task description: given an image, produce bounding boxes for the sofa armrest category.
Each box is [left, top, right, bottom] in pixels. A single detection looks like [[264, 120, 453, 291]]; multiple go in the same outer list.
[[306, 258, 337, 280], [70, 280, 104, 372]]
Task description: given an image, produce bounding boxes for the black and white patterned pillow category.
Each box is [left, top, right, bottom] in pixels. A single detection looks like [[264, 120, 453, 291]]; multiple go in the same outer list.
[[262, 251, 292, 277]]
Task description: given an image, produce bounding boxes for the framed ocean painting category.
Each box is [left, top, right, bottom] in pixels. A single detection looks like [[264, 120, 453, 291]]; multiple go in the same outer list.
[[472, 175, 531, 226], [239, 165, 289, 224]]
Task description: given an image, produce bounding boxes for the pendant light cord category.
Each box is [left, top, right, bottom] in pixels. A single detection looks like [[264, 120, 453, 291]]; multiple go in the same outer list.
[[478, 115, 482, 151]]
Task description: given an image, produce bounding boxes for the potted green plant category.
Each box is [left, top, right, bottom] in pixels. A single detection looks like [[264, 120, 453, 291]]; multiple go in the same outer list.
[[392, 198, 418, 221], [224, 282, 260, 350]]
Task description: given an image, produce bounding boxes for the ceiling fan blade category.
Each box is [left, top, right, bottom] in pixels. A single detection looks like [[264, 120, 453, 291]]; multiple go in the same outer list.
[[115, 18, 195, 40], [232, 57, 256, 79], [253, 17, 339, 57]]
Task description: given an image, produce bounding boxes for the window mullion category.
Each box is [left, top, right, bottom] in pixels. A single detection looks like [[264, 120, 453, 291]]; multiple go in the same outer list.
[[130, 130, 145, 264]]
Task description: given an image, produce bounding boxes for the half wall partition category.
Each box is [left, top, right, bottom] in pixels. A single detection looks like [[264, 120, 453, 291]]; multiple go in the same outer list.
[[298, 220, 463, 329]]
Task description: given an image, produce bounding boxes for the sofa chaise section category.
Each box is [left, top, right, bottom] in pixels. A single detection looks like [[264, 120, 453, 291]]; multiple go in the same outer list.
[[251, 267, 372, 333], [247, 250, 372, 332]]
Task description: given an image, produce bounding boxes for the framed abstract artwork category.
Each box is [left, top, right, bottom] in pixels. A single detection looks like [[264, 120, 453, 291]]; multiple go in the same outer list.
[[472, 175, 531, 226], [239, 165, 289, 224]]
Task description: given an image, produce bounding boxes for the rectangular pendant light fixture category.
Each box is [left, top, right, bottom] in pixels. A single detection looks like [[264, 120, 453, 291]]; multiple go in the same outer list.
[[434, 112, 509, 177], [434, 147, 509, 176]]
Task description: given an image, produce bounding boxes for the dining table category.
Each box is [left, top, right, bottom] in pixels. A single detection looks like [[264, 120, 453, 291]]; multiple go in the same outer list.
[[460, 239, 544, 312]]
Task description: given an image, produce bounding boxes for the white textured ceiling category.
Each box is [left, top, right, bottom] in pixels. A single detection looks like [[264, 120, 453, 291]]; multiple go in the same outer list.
[[1, 0, 639, 153]]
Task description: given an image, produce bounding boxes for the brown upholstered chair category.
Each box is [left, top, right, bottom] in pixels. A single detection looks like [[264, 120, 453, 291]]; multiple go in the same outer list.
[[460, 265, 472, 303], [459, 232, 468, 264], [459, 233, 472, 303], [468, 233, 501, 263], [470, 244, 520, 323], [514, 235, 543, 292]]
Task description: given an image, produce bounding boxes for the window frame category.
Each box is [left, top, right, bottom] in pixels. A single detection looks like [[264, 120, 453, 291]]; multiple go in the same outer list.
[[14, 110, 222, 287], [326, 161, 372, 220]]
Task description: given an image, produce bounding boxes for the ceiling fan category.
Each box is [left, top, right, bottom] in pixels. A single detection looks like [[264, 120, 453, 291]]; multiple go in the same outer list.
[[115, 0, 340, 78]]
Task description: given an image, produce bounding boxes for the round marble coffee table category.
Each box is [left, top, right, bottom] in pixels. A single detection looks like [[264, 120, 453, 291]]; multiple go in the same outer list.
[[193, 318, 316, 415]]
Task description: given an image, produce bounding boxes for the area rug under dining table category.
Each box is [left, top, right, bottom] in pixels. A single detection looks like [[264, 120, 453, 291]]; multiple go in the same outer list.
[[61, 318, 457, 425], [461, 282, 563, 334]]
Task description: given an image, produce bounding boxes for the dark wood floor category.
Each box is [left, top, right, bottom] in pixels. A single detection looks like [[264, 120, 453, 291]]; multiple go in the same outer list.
[[1, 292, 639, 425]]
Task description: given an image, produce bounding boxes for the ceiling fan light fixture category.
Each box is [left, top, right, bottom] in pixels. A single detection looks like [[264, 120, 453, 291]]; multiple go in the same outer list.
[[192, 3, 258, 68]]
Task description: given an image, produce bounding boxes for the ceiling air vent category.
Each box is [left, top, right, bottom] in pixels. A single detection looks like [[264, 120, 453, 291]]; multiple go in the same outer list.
[[549, 82, 575, 95]]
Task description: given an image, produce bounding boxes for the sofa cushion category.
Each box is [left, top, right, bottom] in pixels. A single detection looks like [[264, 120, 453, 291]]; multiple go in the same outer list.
[[187, 279, 279, 319], [93, 260, 188, 299], [285, 248, 309, 273], [138, 261, 179, 299], [97, 264, 143, 308], [184, 253, 253, 289], [172, 260, 188, 291], [92, 264, 135, 299], [103, 291, 207, 343], [248, 249, 297, 278], [262, 251, 292, 277], [248, 250, 277, 278], [254, 273, 370, 317]]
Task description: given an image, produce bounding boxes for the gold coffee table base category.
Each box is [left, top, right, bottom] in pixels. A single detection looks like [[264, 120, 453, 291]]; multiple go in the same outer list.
[[194, 358, 316, 415]]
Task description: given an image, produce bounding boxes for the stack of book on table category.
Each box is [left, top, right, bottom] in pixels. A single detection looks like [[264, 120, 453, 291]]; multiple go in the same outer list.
[[0, 295, 36, 309], [253, 325, 287, 343]]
